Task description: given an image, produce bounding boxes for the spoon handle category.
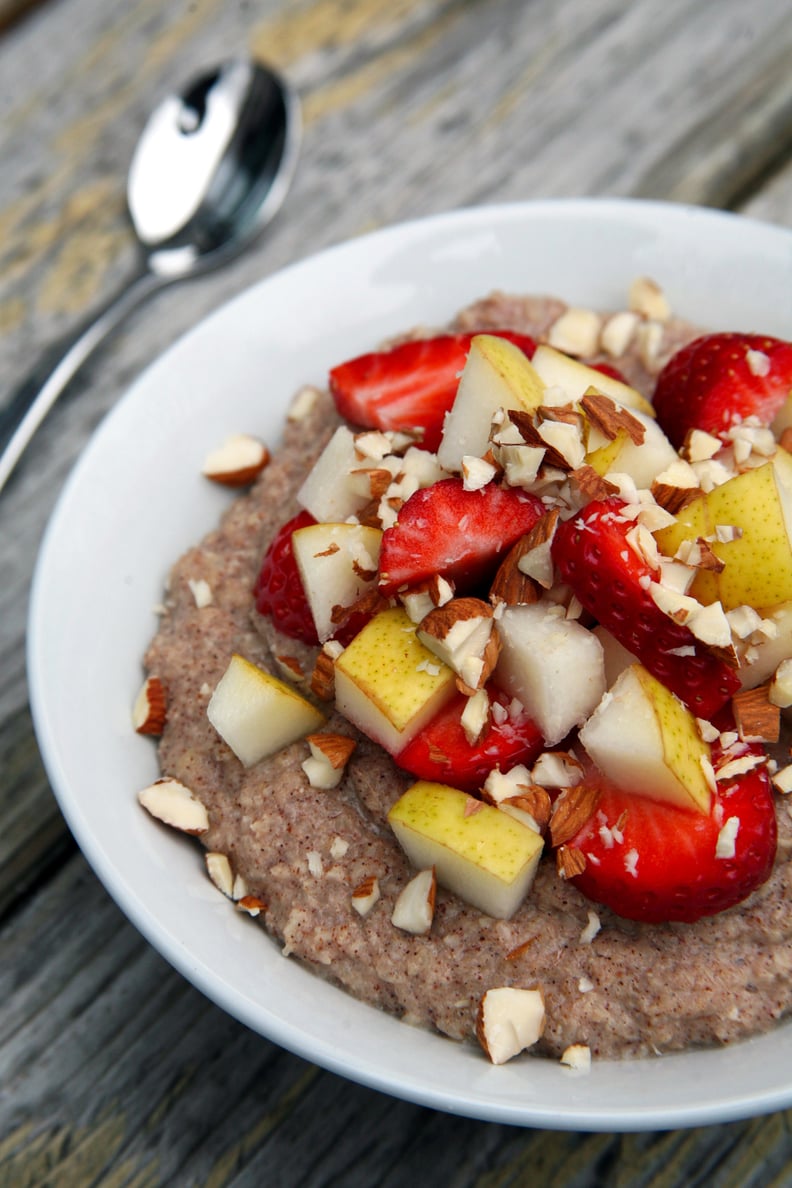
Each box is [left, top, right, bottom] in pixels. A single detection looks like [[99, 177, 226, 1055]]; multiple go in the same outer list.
[[0, 267, 166, 494]]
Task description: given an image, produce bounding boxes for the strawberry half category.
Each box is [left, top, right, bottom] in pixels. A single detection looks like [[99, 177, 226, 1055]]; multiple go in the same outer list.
[[378, 478, 545, 596], [565, 743, 777, 923], [551, 497, 740, 720], [396, 685, 543, 793], [652, 332, 792, 449], [254, 510, 319, 644], [329, 331, 536, 453]]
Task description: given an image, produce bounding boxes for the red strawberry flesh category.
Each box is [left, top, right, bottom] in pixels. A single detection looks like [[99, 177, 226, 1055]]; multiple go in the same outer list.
[[566, 743, 776, 923], [652, 332, 792, 449], [551, 497, 740, 720], [254, 510, 320, 645], [396, 685, 543, 793], [329, 331, 536, 453], [378, 477, 545, 596]]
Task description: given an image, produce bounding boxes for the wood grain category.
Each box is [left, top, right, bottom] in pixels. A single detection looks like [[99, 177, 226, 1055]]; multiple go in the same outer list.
[[2, 0, 792, 1182]]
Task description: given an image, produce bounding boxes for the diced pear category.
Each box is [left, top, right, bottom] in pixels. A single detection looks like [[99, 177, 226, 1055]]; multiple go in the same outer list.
[[292, 522, 382, 642], [387, 781, 544, 919], [530, 344, 655, 417], [207, 654, 325, 767], [654, 462, 792, 611], [334, 608, 457, 753], [437, 334, 545, 472], [579, 664, 712, 813], [495, 603, 606, 745], [585, 409, 677, 488], [297, 425, 377, 522]]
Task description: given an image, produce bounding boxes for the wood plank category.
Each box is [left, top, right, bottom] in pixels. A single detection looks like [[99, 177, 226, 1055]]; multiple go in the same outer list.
[[2, 0, 792, 1180], [5, 856, 792, 1186]]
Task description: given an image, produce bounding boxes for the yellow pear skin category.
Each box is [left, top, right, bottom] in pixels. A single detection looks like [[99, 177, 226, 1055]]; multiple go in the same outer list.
[[388, 781, 544, 919], [654, 462, 792, 611]]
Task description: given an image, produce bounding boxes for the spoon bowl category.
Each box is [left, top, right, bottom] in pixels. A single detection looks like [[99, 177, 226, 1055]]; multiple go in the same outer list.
[[0, 58, 300, 492], [128, 59, 300, 277]]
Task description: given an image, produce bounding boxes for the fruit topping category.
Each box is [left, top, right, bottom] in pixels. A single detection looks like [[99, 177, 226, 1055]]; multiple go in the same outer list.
[[551, 496, 741, 720], [378, 477, 545, 596], [395, 685, 543, 793], [562, 742, 777, 923], [329, 331, 536, 453], [652, 332, 792, 448], [254, 510, 320, 644]]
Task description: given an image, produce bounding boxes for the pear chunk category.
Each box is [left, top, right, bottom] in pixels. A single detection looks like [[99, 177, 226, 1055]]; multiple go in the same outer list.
[[292, 521, 382, 642], [437, 334, 545, 471], [207, 654, 325, 767], [334, 608, 457, 753], [579, 664, 712, 813], [530, 344, 654, 416], [388, 781, 544, 919], [495, 603, 606, 745], [654, 462, 792, 611]]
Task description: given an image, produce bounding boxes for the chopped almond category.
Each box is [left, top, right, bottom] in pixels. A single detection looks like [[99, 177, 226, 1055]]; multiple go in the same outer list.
[[629, 276, 670, 322], [476, 986, 546, 1064], [549, 784, 601, 848], [580, 392, 645, 445], [556, 845, 587, 879], [732, 685, 781, 744], [132, 675, 167, 735], [311, 647, 338, 701], [418, 597, 499, 691], [391, 868, 436, 935], [351, 875, 381, 917], [202, 434, 270, 486], [205, 852, 234, 898], [138, 777, 209, 835]]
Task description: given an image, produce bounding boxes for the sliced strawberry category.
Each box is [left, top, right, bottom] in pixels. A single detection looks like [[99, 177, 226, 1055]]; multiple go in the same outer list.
[[565, 742, 777, 923], [551, 497, 740, 720], [254, 510, 319, 644], [652, 332, 792, 449], [329, 331, 536, 453], [396, 686, 543, 793], [378, 478, 545, 596]]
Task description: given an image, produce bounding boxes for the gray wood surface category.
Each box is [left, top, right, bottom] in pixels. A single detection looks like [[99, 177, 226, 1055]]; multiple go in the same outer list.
[[2, 0, 792, 1183]]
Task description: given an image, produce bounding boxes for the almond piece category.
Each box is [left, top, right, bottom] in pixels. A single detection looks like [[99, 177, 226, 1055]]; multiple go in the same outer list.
[[490, 537, 541, 607], [571, 465, 620, 503], [202, 434, 270, 486], [236, 894, 267, 916], [132, 675, 167, 735], [560, 1043, 592, 1074], [351, 875, 381, 917], [302, 732, 357, 789], [476, 986, 546, 1065], [418, 598, 497, 690], [138, 777, 209, 834], [732, 685, 781, 744], [549, 784, 601, 849], [205, 852, 235, 898], [311, 647, 339, 701], [580, 392, 645, 445], [629, 276, 670, 322], [556, 845, 587, 879], [391, 868, 437, 935], [503, 787, 552, 832], [547, 307, 602, 357], [306, 732, 357, 769]]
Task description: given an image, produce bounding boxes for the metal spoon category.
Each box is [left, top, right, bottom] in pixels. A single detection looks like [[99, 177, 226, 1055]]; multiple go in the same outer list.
[[0, 58, 300, 492]]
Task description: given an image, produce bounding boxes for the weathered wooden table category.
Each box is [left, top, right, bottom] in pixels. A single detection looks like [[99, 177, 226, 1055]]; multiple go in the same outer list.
[[3, 0, 792, 1183]]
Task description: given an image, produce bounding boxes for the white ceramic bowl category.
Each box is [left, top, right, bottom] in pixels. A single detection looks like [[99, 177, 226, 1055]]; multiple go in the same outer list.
[[28, 199, 792, 1130]]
